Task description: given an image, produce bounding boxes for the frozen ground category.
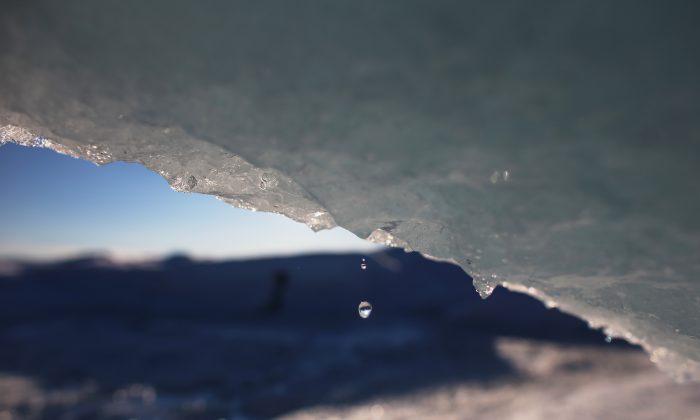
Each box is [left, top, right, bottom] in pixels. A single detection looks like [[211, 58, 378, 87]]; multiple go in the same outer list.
[[1, 251, 699, 419], [283, 340, 700, 420], [2, 339, 698, 420]]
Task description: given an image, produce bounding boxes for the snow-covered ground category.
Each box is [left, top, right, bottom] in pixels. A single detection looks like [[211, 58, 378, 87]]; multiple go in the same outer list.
[[1, 251, 698, 419], [284, 339, 700, 420]]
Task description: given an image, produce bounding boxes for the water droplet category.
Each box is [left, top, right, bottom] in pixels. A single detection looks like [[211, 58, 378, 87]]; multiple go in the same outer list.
[[605, 335, 612, 343], [490, 171, 500, 184], [360, 258, 367, 270], [475, 283, 494, 299], [358, 301, 372, 319], [503, 170, 510, 182]]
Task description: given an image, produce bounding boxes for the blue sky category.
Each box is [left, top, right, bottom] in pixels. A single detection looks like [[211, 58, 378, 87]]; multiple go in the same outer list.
[[0, 143, 379, 260]]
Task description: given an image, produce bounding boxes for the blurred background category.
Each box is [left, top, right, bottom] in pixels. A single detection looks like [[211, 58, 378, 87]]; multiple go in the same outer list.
[[1, 144, 700, 419]]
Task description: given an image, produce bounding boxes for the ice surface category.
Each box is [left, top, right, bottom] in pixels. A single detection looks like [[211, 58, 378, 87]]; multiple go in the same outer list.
[[2, 1, 700, 380]]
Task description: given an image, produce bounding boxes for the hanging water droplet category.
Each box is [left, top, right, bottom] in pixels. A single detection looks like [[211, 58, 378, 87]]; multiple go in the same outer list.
[[360, 258, 367, 270], [358, 301, 372, 319], [475, 283, 494, 299], [605, 335, 612, 343], [503, 170, 510, 182], [490, 171, 500, 184]]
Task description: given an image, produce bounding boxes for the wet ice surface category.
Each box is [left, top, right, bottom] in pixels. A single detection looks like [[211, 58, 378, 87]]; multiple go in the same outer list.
[[1, 1, 700, 379], [1, 251, 699, 419]]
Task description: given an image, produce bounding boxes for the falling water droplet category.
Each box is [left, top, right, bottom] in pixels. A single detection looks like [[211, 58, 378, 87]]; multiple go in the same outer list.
[[503, 170, 510, 182], [358, 301, 372, 319], [605, 335, 612, 343], [360, 258, 367, 270]]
